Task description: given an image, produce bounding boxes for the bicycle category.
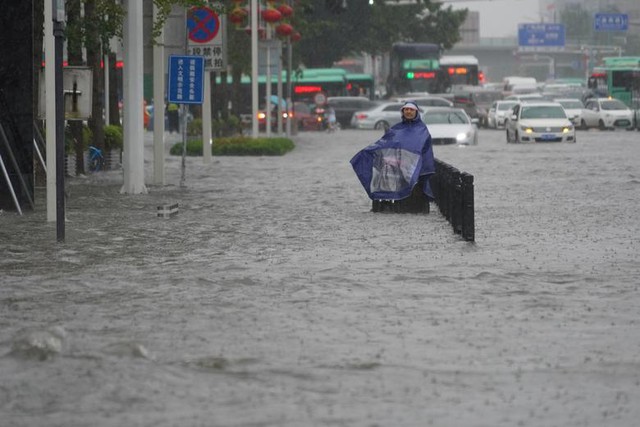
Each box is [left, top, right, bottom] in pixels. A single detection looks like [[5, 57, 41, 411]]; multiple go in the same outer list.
[[88, 145, 105, 173]]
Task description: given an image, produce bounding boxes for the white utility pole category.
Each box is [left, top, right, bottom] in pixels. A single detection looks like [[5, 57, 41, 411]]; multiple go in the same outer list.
[[44, 1, 56, 221], [153, 4, 166, 185], [202, 72, 212, 163], [121, 0, 147, 194]]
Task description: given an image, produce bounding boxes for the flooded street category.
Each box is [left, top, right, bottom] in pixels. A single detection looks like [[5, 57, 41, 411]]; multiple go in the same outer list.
[[1, 127, 640, 427]]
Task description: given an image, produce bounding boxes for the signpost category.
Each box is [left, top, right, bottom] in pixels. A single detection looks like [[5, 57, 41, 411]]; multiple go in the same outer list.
[[186, 6, 226, 71], [594, 13, 628, 32], [168, 55, 205, 105], [168, 55, 205, 187], [518, 23, 565, 51]]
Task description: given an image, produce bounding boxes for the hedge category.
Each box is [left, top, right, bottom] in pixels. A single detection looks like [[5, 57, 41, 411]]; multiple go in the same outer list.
[[170, 136, 295, 156]]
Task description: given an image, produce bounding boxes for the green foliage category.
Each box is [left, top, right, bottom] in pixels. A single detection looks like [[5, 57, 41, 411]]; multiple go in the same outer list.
[[295, 0, 468, 67], [169, 137, 295, 156], [188, 116, 245, 137], [188, 118, 203, 136], [64, 123, 92, 154], [104, 125, 124, 151]]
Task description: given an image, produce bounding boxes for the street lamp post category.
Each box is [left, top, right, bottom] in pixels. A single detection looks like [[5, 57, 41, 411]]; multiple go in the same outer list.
[[53, 0, 66, 242]]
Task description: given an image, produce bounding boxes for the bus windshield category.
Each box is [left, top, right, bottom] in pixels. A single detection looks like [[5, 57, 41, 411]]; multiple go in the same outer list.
[[387, 43, 443, 97]]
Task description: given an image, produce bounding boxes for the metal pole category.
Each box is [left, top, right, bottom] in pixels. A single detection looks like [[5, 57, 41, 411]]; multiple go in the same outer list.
[[285, 36, 292, 137], [203, 71, 212, 164], [0, 153, 23, 215], [180, 104, 187, 188], [45, 1, 56, 222], [266, 27, 272, 137], [251, 0, 259, 137], [54, 17, 65, 242], [153, 3, 166, 185]]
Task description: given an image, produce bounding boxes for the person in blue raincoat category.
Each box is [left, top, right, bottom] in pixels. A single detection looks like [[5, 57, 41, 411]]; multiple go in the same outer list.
[[350, 101, 435, 206]]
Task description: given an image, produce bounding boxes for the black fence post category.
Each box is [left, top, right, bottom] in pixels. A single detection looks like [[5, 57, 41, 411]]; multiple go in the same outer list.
[[461, 172, 475, 242]]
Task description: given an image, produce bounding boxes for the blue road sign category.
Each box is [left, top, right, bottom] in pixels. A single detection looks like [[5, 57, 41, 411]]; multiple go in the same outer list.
[[187, 7, 220, 43], [594, 13, 628, 32], [518, 23, 565, 49], [167, 55, 205, 105]]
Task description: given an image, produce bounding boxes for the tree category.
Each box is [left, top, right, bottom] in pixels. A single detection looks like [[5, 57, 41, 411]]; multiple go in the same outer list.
[[295, 0, 468, 66]]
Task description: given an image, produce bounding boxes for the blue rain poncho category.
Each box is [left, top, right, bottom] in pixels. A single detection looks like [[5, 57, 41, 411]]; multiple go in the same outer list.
[[350, 112, 435, 201]]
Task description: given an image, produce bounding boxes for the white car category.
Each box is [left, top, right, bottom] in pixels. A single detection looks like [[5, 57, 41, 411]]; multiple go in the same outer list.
[[487, 100, 518, 129], [422, 107, 478, 145], [505, 102, 576, 143], [580, 98, 634, 130], [504, 93, 544, 102], [350, 101, 404, 130], [554, 98, 584, 126]]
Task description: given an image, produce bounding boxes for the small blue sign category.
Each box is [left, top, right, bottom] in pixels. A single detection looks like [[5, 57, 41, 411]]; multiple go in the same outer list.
[[518, 23, 565, 48], [167, 55, 205, 105], [594, 13, 628, 32]]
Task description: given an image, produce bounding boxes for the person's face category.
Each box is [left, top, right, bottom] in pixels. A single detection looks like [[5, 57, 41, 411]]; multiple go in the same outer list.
[[402, 107, 417, 119]]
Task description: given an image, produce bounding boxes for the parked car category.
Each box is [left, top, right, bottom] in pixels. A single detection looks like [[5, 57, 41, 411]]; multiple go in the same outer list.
[[580, 97, 634, 130], [553, 98, 584, 126], [422, 107, 478, 145], [487, 100, 517, 129], [351, 102, 404, 130], [327, 96, 378, 129], [505, 101, 576, 143]]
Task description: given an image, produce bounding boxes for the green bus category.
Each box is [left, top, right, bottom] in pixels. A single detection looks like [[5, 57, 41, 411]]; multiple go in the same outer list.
[[588, 56, 640, 106], [346, 73, 375, 100]]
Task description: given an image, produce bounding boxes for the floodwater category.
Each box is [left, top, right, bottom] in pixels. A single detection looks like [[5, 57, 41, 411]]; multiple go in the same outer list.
[[1, 127, 640, 427]]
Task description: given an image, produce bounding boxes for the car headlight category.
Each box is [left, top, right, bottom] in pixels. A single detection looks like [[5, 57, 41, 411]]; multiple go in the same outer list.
[[456, 132, 471, 142], [520, 125, 533, 133], [562, 126, 573, 133]]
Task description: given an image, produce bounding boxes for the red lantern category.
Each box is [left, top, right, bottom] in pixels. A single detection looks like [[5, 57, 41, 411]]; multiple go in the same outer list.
[[277, 4, 294, 18], [261, 8, 282, 23], [290, 31, 301, 42], [229, 7, 248, 25], [275, 23, 293, 36]]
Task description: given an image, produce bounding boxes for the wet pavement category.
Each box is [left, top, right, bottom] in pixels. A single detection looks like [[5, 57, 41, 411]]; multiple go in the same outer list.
[[1, 128, 640, 427]]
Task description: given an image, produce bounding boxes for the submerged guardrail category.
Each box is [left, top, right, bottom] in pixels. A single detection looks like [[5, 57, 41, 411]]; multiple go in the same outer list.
[[430, 159, 475, 242], [369, 158, 475, 242]]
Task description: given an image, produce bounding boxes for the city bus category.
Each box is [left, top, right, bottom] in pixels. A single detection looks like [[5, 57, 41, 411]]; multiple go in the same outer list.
[[386, 42, 444, 97], [346, 73, 375, 100], [439, 55, 480, 89], [213, 68, 349, 116], [291, 68, 348, 102], [588, 56, 640, 106]]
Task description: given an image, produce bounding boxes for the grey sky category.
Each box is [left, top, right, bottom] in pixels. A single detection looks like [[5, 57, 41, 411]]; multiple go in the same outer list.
[[447, 0, 541, 38]]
